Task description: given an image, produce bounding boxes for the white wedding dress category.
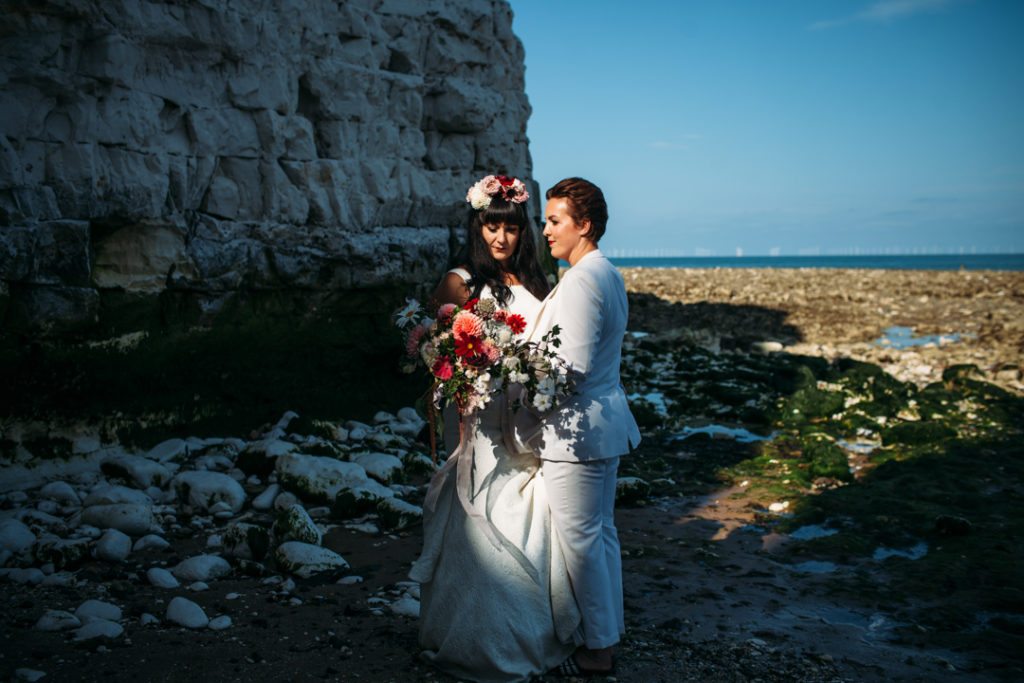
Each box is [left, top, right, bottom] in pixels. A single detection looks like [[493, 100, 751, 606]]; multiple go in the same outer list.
[[409, 272, 580, 682]]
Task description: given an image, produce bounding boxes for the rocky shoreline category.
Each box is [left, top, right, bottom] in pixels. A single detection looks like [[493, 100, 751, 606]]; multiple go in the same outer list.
[[1, 266, 1022, 682], [622, 266, 1024, 394]]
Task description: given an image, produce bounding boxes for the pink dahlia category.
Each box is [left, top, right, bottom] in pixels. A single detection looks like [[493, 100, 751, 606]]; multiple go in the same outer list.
[[452, 312, 483, 341]]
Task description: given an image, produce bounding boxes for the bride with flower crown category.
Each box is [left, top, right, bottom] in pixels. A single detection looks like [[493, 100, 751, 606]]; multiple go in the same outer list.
[[409, 174, 581, 681]]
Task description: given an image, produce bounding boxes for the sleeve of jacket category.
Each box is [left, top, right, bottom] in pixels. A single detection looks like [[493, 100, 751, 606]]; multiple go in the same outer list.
[[545, 266, 603, 376]]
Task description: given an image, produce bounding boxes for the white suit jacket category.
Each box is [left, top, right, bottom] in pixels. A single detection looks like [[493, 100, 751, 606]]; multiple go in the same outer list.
[[531, 250, 641, 461]]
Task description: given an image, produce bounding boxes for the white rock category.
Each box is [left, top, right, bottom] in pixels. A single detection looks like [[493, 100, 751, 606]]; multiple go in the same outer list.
[[15, 668, 46, 682], [81, 503, 156, 536], [389, 595, 420, 618], [751, 340, 784, 355], [397, 581, 421, 599], [172, 554, 231, 582], [166, 596, 208, 629], [74, 618, 124, 641], [274, 541, 349, 578], [147, 567, 179, 588], [188, 581, 210, 591], [145, 438, 189, 463], [208, 615, 232, 630], [94, 528, 132, 562], [35, 609, 81, 631], [0, 518, 36, 554], [336, 575, 363, 585], [102, 454, 172, 489], [272, 503, 322, 545], [34, 535, 92, 569], [252, 484, 280, 510], [173, 471, 246, 514], [140, 612, 159, 626], [396, 406, 420, 423], [0, 568, 44, 584], [273, 490, 300, 510], [36, 499, 59, 515], [276, 452, 369, 503], [83, 484, 153, 507], [39, 481, 81, 505], [72, 435, 102, 454], [75, 599, 122, 623], [6, 491, 29, 504], [133, 534, 170, 551], [276, 410, 300, 430], [246, 437, 298, 460], [376, 497, 423, 531], [351, 451, 404, 484], [206, 533, 223, 547], [41, 571, 76, 587]]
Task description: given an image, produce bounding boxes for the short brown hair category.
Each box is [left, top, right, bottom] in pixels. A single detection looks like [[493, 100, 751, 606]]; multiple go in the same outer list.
[[545, 177, 608, 243]]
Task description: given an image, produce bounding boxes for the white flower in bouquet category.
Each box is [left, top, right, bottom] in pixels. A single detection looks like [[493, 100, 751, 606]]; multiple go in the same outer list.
[[395, 299, 421, 328], [536, 375, 557, 396], [532, 393, 554, 412], [473, 372, 492, 396], [503, 356, 521, 371], [493, 326, 513, 346]]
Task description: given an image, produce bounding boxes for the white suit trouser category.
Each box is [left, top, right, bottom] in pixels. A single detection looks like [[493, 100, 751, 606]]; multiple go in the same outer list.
[[542, 457, 623, 649]]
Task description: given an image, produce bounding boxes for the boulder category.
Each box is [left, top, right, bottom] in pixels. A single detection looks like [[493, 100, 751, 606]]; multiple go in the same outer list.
[[272, 504, 322, 546], [273, 541, 349, 578], [276, 453, 369, 504], [172, 470, 246, 513]]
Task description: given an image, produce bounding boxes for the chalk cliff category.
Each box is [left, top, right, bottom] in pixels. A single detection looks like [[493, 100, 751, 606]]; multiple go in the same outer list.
[[0, 0, 533, 335]]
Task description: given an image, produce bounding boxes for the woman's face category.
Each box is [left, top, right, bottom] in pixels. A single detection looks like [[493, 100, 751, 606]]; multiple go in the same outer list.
[[542, 198, 590, 264], [482, 222, 520, 264]]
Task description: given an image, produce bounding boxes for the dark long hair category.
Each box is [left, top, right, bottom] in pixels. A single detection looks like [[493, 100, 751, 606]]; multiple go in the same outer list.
[[462, 198, 550, 307]]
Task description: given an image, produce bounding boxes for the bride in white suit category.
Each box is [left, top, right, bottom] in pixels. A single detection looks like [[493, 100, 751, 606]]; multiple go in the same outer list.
[[532, 177, 641, 677]]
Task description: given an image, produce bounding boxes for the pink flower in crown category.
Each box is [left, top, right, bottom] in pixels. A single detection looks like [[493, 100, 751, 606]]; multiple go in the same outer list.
[[406, 323, 427, 356], [481, 175, 503, 194], [452, 312, 483, 341], [505, 179, 529, 203]]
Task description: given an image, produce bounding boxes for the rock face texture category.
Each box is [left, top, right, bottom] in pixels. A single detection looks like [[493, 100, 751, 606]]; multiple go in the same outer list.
[[0, 0, 533, 336]]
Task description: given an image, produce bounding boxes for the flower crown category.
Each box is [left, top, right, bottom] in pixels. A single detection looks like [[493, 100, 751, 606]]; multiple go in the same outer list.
[[466, 174, 530, 210]]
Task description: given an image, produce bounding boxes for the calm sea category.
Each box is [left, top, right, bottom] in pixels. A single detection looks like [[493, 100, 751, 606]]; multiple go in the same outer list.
[[607, 254, 1024, 271]]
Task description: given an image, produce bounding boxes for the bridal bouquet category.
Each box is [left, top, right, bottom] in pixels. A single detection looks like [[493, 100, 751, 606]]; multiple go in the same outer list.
[[394, 297, 572, 416]]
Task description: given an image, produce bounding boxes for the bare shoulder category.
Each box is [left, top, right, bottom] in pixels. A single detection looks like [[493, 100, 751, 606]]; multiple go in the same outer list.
[[433, 269, 471, 308]]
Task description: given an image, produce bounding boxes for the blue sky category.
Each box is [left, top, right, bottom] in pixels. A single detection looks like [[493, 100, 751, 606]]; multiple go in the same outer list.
[[509, 0, 1024, 256]]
